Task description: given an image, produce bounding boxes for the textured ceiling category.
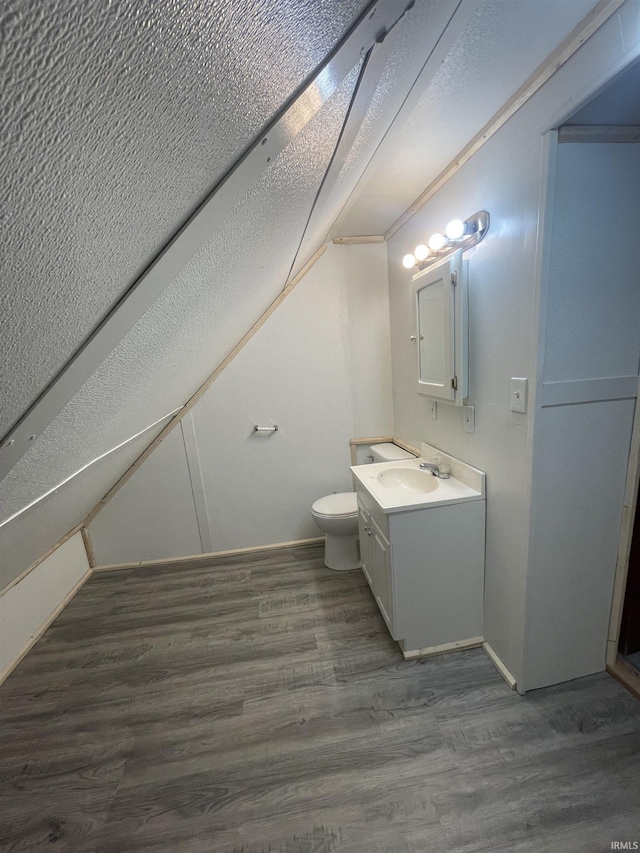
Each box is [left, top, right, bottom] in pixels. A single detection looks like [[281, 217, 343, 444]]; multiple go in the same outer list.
[[0, 0, 369, 435], [339, 0, 598, 236], [0, 64, 360, 524], [1, 0, 612, 576], [294, 0, 460, 265]]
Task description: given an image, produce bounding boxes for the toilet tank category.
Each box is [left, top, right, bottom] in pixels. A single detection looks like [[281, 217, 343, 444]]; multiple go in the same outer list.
[[370, 442, 415, 462]]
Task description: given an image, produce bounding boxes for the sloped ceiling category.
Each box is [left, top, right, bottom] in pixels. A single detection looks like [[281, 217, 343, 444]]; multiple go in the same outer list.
[[0, 0, 370, 435], [0, 0, 607, 581], [336, 0, 597, 236]]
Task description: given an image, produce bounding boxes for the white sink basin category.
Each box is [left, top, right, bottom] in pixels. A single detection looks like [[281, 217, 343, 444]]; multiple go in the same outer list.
[[376, 467, 439, 494]]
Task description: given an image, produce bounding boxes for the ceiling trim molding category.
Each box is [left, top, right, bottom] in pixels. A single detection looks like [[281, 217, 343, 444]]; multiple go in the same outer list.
[[82, 243, 328, 526], [0, 0, 415, 482], [558, 125, 640, 143], [384, 0, 628, 241], [333, 235, 385, 244]]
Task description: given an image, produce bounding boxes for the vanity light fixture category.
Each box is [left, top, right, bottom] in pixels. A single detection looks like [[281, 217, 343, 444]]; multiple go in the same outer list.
[[414, 244, 430, 262], [403, 211, 490, 273]]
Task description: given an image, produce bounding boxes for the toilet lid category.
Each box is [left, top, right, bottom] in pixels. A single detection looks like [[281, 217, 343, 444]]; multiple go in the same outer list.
[[312, 492, 358, 518]]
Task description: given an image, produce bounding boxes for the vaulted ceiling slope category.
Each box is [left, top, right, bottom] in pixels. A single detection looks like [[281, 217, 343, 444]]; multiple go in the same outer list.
[[0, 0, 370, 437], [0, 0, 604, 583]]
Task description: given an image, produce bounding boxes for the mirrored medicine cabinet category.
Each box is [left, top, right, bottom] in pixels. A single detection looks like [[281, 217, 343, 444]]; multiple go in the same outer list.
[[412, 249, 468, 405]]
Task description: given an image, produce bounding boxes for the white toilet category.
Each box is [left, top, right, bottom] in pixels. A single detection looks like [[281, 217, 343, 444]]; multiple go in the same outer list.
[[311, 492, 360, 571], [311, 443, 414, 571]]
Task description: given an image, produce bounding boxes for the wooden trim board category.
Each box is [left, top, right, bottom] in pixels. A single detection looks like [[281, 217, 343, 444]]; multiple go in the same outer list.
[[384, 0, 627, 240], [81, 527, 96, 569], [402, 637, 483, 660], [482, 641, 518, 691], [84, 244, 327, 526], [391, 437, 420, 457], [333, 235, 385, 244], [92, 537, 325, 572], [607, 656, 640, 702], [0, 569, 92, 686], [349, 436, 393, 446], [0, 523, 84, 598]]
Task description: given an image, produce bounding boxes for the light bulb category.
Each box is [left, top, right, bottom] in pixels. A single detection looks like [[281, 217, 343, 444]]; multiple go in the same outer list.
[[414, 244, 430, 262], [445, 219, 466, 240], [428, 232, 446, 252], [402, 253, 416, 269]]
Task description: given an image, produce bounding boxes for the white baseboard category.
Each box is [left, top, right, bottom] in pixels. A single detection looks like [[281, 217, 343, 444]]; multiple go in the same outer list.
[[93, 536, 325, 572], [482, 641, 517, 690], [0, 532, 91, 684]]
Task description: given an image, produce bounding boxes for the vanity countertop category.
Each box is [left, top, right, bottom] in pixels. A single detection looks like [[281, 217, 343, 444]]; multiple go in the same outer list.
[[351, 443, 485, 514]]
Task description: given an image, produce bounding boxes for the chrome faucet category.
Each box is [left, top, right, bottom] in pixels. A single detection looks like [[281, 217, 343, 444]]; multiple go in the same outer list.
[[419, 461, 440, 475], [419, 458, 451, 478]]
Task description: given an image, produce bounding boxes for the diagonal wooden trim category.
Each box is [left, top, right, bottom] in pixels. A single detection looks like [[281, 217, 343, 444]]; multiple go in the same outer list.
[[390, 436, 420, 457], [83, 244, 328, 526], [333, 235, 385, 244], [482, 641, 517, 691], [0, 569, 92, 686], [0, 523, 84, 598], [384, 0, 627, 240], [81, 527, 96, 569]]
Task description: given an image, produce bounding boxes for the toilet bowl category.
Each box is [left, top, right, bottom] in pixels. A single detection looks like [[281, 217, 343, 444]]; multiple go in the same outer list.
[[311, 492, 360, 571], [312, 445, 414, 571]]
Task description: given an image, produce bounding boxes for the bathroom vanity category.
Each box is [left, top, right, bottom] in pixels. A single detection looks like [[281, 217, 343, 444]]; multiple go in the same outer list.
[[351, 443, 485, 658]]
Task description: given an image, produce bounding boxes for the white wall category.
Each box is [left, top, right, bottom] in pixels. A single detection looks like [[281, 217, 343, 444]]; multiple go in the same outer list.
[[0, 415, 173, 590], [88, 426, 203, 565], [88, 242, 394, 564], [386, 1, 640, 688], [0, 531, 90, 678], [523, 142, 640, 691]]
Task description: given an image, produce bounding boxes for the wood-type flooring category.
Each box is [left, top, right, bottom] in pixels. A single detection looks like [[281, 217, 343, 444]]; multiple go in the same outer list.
[[1, 542, 639, 852]]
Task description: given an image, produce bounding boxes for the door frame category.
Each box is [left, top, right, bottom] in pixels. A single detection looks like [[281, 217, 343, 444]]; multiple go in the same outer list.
[[607, 376, 640, 698]]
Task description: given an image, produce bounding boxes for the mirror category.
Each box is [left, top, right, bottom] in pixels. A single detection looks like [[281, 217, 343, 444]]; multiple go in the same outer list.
[[412, 251, 466, 404], [418, 277, 446, 386]]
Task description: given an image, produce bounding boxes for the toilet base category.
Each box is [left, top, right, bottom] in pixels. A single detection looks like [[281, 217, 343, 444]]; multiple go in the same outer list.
[[323, 532, 360, 571]]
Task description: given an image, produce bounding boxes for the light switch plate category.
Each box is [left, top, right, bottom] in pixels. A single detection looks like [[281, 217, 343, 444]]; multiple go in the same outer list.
[[429, 400, 437, 420], [511, 378, 528, 413], [463, 404, 475, 434]]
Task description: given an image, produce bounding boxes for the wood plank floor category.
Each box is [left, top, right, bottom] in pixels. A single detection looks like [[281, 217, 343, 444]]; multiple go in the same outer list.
[[1, 542, 639, 853]]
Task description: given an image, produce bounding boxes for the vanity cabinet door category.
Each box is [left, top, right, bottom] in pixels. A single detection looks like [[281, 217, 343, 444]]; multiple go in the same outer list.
[[358, 504, 374, 588], [358, 502, 396, 637], [369, 516, 395, 637]]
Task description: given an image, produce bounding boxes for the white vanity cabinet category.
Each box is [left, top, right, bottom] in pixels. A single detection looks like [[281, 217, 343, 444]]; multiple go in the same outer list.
[[357, 502, 394, 634], [353, 447, 486, 657]]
